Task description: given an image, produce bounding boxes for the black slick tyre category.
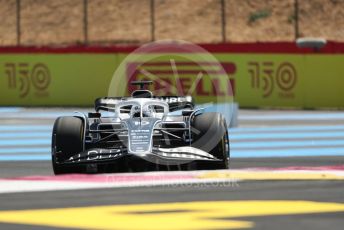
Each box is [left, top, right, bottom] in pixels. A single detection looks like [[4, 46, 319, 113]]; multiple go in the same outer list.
[[51, 116, 84, 175], [191, 112, 230, 169]]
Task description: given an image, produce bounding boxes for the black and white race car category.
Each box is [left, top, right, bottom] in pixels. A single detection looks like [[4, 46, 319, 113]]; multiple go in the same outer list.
[[51, 81, 229, 174]]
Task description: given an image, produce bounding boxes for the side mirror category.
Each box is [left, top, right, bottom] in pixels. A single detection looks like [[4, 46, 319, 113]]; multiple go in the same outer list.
[[182, 110, 193, 116], [88, 112, 101, 118]]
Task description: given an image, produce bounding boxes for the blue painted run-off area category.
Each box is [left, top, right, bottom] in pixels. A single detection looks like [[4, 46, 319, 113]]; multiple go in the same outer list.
[[0, 124, 344, 161]]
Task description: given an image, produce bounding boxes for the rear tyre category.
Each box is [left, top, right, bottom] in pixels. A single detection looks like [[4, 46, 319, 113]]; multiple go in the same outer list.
[[52, 116, 84, 175], [191, 112, 230, 170]]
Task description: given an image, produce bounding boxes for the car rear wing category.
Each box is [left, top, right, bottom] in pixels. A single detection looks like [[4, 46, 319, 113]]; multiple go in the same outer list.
[[94, 96, 194, 112]]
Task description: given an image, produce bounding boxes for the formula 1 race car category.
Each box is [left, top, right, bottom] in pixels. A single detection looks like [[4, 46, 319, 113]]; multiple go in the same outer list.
[[51, 81, 229, 174]]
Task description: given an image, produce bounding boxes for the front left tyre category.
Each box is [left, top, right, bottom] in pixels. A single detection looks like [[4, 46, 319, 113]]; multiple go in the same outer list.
[[51, 116, 84, 175]]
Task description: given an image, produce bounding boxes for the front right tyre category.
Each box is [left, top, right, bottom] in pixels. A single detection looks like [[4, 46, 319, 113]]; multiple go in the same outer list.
[[191, 112, 230, 170]]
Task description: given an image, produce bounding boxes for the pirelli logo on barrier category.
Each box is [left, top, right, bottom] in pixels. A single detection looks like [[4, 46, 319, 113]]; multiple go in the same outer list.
[[125, 61, 236, 101]]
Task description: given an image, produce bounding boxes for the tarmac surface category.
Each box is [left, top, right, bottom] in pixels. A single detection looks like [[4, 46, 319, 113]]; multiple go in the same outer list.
[[0, 108, 343, 230]]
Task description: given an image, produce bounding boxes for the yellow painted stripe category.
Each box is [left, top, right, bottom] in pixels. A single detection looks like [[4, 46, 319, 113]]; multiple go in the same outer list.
[[198, 170, 344, 180], [0, 201, 344, 229]]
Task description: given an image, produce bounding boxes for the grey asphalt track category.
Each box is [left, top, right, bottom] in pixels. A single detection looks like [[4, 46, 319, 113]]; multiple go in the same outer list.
[[0, 179, 343, 230], [0, 108, 343, 230]]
